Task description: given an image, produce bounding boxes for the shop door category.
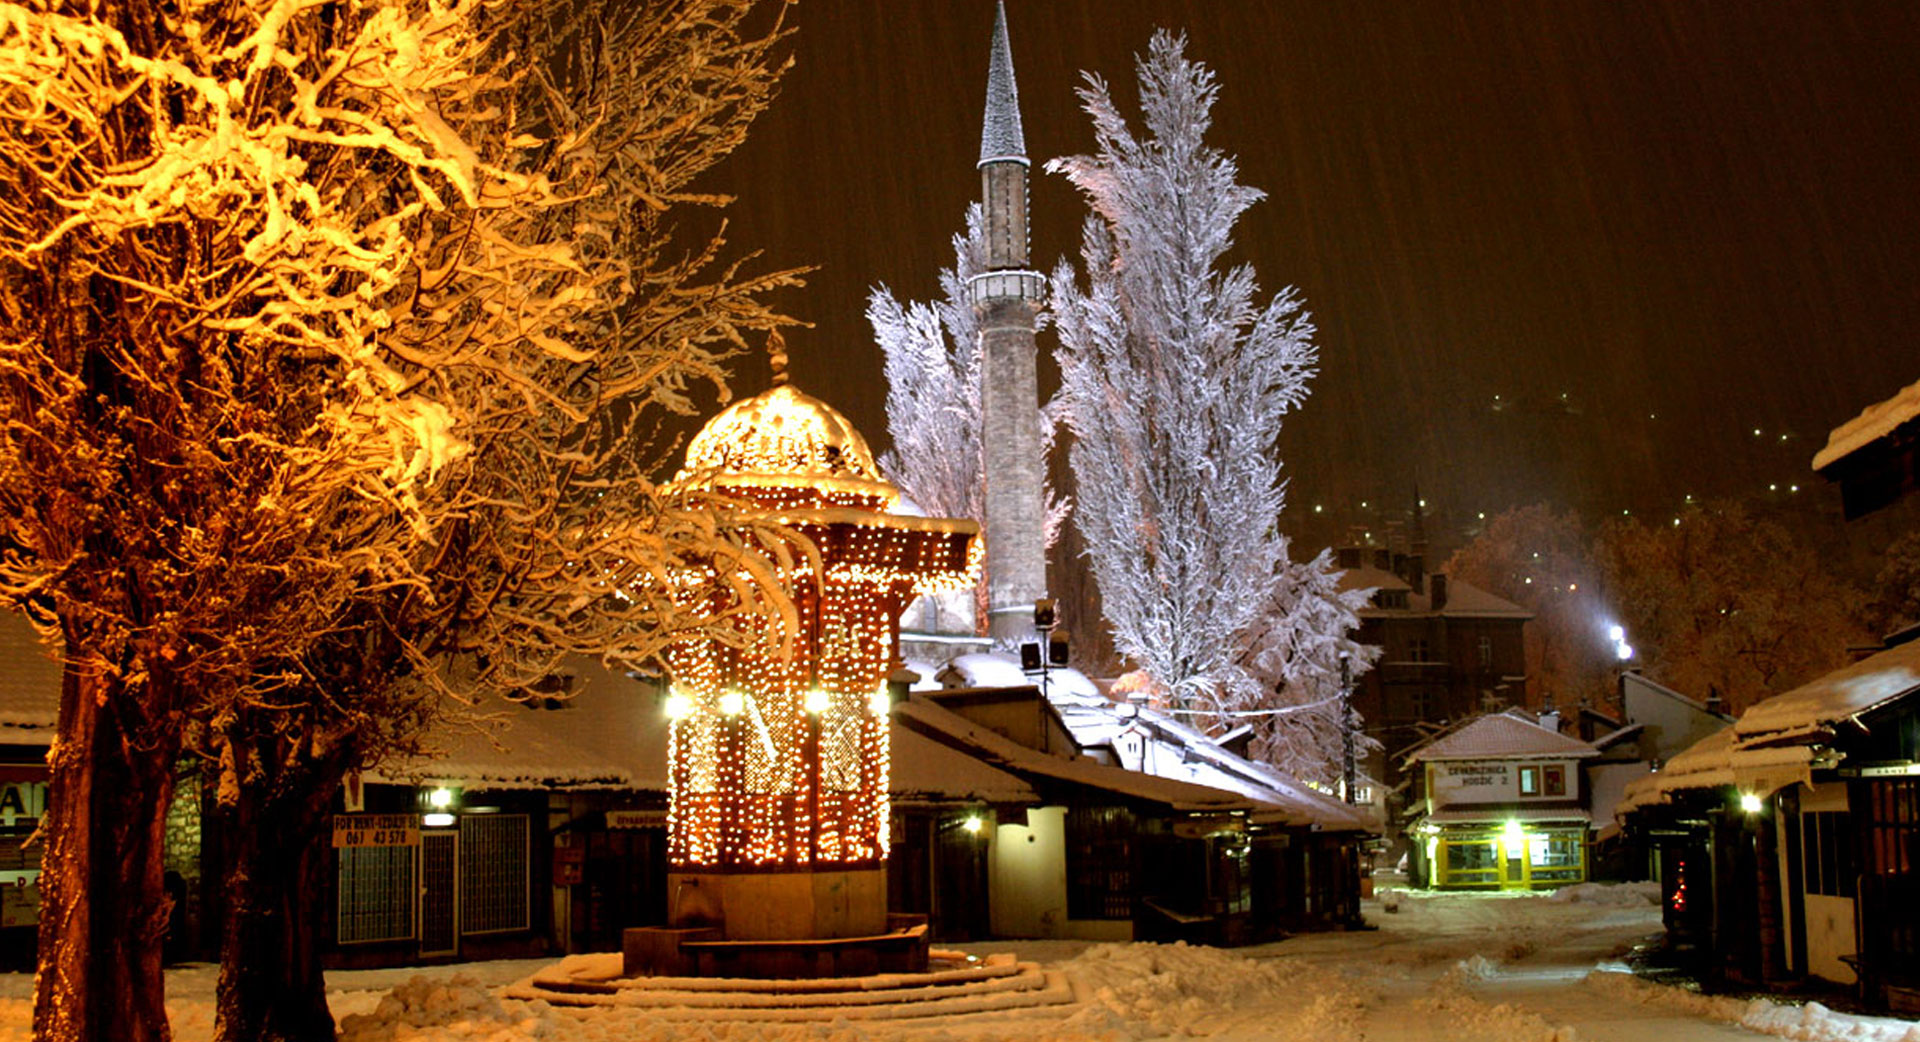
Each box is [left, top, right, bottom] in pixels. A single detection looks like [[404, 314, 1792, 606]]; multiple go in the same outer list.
[[419, 831, 458, 958]]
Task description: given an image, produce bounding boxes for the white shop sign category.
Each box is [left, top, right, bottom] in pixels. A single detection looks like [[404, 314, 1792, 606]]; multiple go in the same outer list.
[[1432, 762, 1514, 804]]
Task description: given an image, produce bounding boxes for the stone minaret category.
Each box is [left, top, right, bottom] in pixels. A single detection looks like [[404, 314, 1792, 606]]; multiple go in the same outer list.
[[972, 1, 1048, 643]]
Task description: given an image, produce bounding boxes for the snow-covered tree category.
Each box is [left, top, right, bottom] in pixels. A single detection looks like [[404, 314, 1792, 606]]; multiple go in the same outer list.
[[872, 207, 988, 528], [0, 2, 798, 1040], [871, 204, 1064, 633], [1047, 31, 1318, 722], [1238, 549, 1381, 789]]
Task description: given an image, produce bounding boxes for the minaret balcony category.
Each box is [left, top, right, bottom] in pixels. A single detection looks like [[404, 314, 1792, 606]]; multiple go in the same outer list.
[[968, 269, 1046, 306]]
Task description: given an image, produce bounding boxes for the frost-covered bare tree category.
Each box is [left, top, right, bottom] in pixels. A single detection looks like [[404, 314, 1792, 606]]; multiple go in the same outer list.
[[1047, 31, 1318, 720], [872, 207, 988, 528], [0, 1, 799, 1039], [871, 204, 1064, 633], [1238, 549, 1381, 787]]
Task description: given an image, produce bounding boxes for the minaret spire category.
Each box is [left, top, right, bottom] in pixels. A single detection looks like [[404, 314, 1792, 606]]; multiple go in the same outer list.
[[980, 0, 1027, 164], [970, 1, 1048, 644]]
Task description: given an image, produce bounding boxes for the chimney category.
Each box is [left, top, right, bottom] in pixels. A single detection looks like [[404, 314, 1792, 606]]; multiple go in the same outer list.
[[1429, 573, 1449, 611], [1539, 708, 1561, 733], [1337, 546, 1361, 569]]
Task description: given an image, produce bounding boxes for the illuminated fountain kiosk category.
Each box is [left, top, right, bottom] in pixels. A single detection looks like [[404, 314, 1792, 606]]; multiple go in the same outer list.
[[625, 377, 981, 979]]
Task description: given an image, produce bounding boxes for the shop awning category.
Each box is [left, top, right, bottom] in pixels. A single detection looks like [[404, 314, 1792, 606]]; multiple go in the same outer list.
[[1419, 806, 1591, 826]]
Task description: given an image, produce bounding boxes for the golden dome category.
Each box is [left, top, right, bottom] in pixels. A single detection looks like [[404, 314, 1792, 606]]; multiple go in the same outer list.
[[672, 384, 896, 504]]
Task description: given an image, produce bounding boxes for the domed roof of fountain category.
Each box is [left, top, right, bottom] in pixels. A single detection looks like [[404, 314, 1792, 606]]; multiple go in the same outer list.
[[671, 383, 897, 507]]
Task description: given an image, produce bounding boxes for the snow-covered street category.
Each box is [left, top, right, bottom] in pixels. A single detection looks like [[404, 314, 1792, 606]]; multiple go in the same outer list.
[[1, 882, 1914, 1041]]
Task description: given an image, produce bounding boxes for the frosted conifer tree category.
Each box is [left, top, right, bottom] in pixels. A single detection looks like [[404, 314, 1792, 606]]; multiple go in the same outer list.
[[871, 205, 1064, 632], [1047, 31, 1320, 724]]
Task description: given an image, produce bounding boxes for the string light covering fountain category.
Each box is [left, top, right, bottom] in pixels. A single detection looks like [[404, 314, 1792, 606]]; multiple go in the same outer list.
[[658, 348, 980, 943]]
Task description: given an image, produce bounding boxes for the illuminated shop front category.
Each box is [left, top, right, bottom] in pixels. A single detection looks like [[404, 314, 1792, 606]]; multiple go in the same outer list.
[[1415, 810, 1589, 889], [1402, 710, 1600, 890]]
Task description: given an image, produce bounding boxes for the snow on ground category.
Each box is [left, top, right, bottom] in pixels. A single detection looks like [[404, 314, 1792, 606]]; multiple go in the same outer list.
[[0, 882, 1912, 1040]]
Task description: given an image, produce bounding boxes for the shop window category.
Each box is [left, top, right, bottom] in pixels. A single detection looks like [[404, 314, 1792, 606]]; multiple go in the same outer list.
[[1543, 765, 1566, 797], [337, 845, 417, 944], [1802, 811, 1856, 898], [1527, 833, 1584, 881], [460, 814, 530, 935], [1518, 766, 1540, 796], [1442, 840, 1500, 884], [1067, 806, 1134, 920]]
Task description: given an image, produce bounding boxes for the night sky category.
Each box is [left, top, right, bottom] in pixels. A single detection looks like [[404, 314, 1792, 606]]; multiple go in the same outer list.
[[700, 1, 1920, 558]]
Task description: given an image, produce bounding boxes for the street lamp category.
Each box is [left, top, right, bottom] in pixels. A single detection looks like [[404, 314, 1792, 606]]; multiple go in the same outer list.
[[1022, 599, 1069, 695]]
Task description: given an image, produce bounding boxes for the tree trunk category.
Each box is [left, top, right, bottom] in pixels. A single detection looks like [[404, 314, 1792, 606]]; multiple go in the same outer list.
[[34, 655, 177, 1042], [212, 767, 342, 1042]]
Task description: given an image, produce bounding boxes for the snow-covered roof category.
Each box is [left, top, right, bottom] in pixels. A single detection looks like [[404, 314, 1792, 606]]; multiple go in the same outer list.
[[1621, 670, 1731, 721], [1619, 639, 1920, 816], [978, 1, 1027, 164], [367, 656, 1039, 805], [0, 611, 59, 744], [1340, 569, 1530, 619], [896, 695, 1253, 814], [891, 724, 1037, 805], [1733, 637, 1920, 739], [946, 653, 1033, 690], [1002, 657, 1376, 832], [367, 659, 660, 791], [1407, 711, 1599, 763], [1615, 727, 1818, 816], [671, 383, 896, 501], [1337, 565, 1410, 594], [1432, 578, 1533, 618], [1813, 375, 1920, 473]]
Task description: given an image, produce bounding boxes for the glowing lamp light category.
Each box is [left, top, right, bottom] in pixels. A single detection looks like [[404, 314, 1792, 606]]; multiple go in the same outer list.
[[1502, 819, 1527, 857], [1740, 793, 1765, 815], [869, 685, 892, 716], [427, 787, 454, 810], [962, 815, 983, 835], [423, 812, 455, 827], [718, 691, 746, 717], [803, 689, 830, 715], [664, 692, 692, 719], [1615, 641, 1634, 662], [1607, 625, 1625, 643]]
